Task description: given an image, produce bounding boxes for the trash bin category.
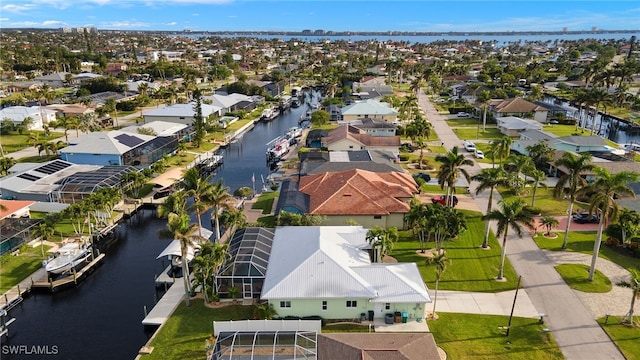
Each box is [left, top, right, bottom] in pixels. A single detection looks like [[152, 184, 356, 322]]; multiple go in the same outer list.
[[385, 313, 394, 324], [394, 311, 401, 323], [360, 313, 366, 321], [402, 312, 408, 323], [368, 310, 374, 322]]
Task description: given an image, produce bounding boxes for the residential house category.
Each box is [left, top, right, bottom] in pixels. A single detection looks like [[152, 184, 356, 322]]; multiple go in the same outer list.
[[496, 116, 543, 136], [142, 102, 223, 126], [340, 99, 398, 122], [261, 226, 431, 321], [340, 118, 398, 137], [489, 97, 549, 122], [0, 199, 40, 256], [352, 77, 393, 99], [0, 106, 57, 129], [34, 72, 68, 88], [511, 129, 610, 156], [323, 125, 401, 152], [318, 333, 440, 360], [295, 168, 417, 228], [59, 129, 179, 167], [5, 81, 40, 93], [104, 62, 128, 76], [43, 104, 95, 119]]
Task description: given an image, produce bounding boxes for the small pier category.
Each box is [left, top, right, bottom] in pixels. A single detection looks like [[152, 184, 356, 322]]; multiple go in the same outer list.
[[154, 265, 177, 287], [142, 282, 185, 326], [31, 253, 106, 292]]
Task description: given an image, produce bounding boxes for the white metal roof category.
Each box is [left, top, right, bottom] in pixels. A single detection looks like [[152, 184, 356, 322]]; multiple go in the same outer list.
[[341, 99, 398, 116], [60, 130, 155, 155], [262, 226, 430, 303], [121, 121, 187, 137], [143, 102, 222, 118]]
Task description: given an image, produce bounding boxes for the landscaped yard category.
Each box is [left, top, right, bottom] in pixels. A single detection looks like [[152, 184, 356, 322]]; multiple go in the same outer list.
[[542, 124, 619, 147], [0, 244, 51, 292], [445, 118, 485, 127], [598, 316, 640, 360], [534, 231, 640, 272], [251, 191, 279, 214], [499, 187, 587, 216], [453, 127, 504, 141], [30, 211, 85, 237], [139, 300, 256, 360], [393, 210, 520, 292], [554, 264, 612, 293], [429, 312, 563, 360], [0, 130, 65, 153]]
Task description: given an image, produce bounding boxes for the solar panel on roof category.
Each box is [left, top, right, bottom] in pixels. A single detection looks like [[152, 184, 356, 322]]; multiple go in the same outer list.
[[114, 134, 145, 148], [34, 160, 71, 175], [17, 173, 41, 181]]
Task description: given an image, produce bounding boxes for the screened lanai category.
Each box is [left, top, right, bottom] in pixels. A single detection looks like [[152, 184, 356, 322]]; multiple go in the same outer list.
[[53, 165, 137, 203], [218, 227, 275, 299]]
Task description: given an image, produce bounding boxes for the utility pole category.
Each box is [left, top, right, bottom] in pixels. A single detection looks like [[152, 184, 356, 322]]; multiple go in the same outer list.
[[506, 275, 522, 337]]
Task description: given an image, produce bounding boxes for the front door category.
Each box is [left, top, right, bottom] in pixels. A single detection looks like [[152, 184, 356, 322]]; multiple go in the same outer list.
[[243, 283, 252, 299], [374, 303, 383, 318]]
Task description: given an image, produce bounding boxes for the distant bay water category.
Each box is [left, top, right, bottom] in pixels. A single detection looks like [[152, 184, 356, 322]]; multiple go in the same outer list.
[[176, 32, 640, 46]]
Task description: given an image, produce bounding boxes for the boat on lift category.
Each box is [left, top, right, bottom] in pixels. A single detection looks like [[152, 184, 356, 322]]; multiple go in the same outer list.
[[44, 243, 92, 275]]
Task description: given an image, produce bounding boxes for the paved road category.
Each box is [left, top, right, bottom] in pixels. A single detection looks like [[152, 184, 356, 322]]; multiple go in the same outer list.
[[418, 90, 625, 360]]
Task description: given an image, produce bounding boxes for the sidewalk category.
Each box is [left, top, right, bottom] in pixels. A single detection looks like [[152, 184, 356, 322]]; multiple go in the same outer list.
[[432, 289, 540, 318], [418, 90, 625, 360]]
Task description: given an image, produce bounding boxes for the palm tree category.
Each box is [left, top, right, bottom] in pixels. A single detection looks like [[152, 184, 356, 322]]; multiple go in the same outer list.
[[204, 180, 234, 241], [435, 147, 473, 206], [619, 269, 640, 325], [405, 198, 428, 253], [121, 170, 148, 199], [489, 136, 513, 167], [472, 167, 510, 248], [192, 241, 231, 303], [166, 213, 206, 307], [553, 152, 594, 250], [582, 168, 639, 281], [156, 192, 187, 219], [366, 226, 399, 262], [483, 199, 536, 280], [528, 169, 547, 207], [573, 88, 590, 131], [31, 222, 55, 256], [427, 251, 450, 318], [540, 216, 559, 236], [587, 88, 609, 136], [178, 167, 214, 236]]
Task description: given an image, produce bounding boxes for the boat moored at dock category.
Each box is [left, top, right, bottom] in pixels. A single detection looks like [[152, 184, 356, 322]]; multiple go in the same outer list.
[[44, 242, 92, 275], [260, 106, 280, 122], [266, 136, 290, 164]]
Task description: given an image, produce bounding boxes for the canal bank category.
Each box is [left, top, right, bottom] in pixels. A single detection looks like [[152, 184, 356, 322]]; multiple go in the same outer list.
[[1, 92, 318, 360]]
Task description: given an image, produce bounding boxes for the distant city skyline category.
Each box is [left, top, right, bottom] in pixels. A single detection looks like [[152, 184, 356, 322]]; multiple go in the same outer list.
[[1, 1, 639, 33]]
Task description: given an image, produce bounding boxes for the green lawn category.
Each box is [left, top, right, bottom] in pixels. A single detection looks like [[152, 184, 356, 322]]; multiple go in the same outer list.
[[554, 264, 612, 293], [0, 244, 51, 293], [140, 300, 256, 360], [446, 118, 484, 127], [453, 127, 505, 141], [30, 211, 80, 237], [167, 153, 196, 168], [542, 124, 619, 147], [0, 131, 65, 153], [499, 187, 587, 216], [534, 232, 640, 272], [252, 191, 279, 214], [393, 210, 519, 292], [429, 313, 563, 360], [598, 316, 640, 360]]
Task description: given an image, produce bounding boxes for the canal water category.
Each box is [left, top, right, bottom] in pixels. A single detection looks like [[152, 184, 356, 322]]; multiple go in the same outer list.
[[1, 93, 317, 360]]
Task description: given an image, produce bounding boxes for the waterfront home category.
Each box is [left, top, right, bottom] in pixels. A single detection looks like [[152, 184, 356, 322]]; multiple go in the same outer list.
[[142, 102, 223, 126], [323, 125, 401, 152], [0, 159, 134, 203], [0, 200, 41, 255], [59, 129, 179, 167], [489, 97, 548, 122], [0, 106, 56, 129], [278, 168, 417, 229], [340, 99, 398, 122], [299, 149, 402, 176], [261, 226, 431, 321], [496, 116, 543, 136], [340, 118, 398, 137], [511, 129, 609, 156]]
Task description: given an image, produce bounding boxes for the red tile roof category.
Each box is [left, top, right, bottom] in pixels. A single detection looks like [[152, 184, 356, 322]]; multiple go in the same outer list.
[[298, 169, 417, 215], [0, 200, 35, 219], [493, 97, 546, 113]]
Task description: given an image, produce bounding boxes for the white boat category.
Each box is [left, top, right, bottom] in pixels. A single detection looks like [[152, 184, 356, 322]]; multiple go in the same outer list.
[[285, 127, 303, 142], [260, 106, 280, 121], [266, 136, 290, 162], [44, 243, 92, 274]]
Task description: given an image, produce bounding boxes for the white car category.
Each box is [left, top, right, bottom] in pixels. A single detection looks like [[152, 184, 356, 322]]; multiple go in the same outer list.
[[434, 98, 446, 103], [474, 150, 484, 159], [457, 112, 470, 118]]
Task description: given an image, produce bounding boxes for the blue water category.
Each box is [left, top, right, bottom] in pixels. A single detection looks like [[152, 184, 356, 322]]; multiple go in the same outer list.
[[1, 95, 316, 360]]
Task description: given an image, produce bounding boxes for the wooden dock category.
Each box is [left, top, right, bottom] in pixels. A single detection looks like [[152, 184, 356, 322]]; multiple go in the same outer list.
[[31, 253, 106, 292], [142, 282, 185, 326]]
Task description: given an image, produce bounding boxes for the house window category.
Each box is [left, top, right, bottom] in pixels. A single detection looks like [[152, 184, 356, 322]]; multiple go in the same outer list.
[[373, 215, 382, 219], [385, 303, 391, 310], [322, 301, 327, 311], [349, 146, 353, 149], [179, 117, 185, 120], [280, 301, 291, 308], [346, 300, 357, 308]]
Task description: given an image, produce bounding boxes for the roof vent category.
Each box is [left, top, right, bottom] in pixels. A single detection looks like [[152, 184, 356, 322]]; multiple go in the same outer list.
[[344, 193, 352, 197]]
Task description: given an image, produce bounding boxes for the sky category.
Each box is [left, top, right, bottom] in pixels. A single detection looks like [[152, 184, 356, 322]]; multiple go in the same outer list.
[[0, 0, 639, 32]]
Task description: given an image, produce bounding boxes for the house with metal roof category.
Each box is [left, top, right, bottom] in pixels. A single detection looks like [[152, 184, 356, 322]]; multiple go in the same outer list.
[[340, 99, 398, 122], [511, 129, 610, 156], [261, 226, 431, 321], [0, 106, 57, 129], [59, 129, 178, 167], [142, 102, 223, 126], [496, 116, 543, 136]]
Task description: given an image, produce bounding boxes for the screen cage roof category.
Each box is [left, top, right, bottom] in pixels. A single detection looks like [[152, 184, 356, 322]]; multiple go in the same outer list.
[[220, 227, 275, 278], [56, 165, 138, 194], [210, 330, 317, 360]]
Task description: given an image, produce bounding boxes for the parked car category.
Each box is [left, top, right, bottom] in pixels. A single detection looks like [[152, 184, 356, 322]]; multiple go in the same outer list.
[[572, 213, 599, 224], [474, 150, 484, 159], [412, 173, 431, 183], [400, 143, 415, 152], [432, 195, 458, 207], [153, 186, 174, 199], [434, 98, 446, 103], [457, 112, 470, 118]]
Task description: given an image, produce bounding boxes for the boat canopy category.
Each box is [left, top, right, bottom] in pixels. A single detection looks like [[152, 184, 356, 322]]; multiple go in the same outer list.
[[155, 227, 213, 260]]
